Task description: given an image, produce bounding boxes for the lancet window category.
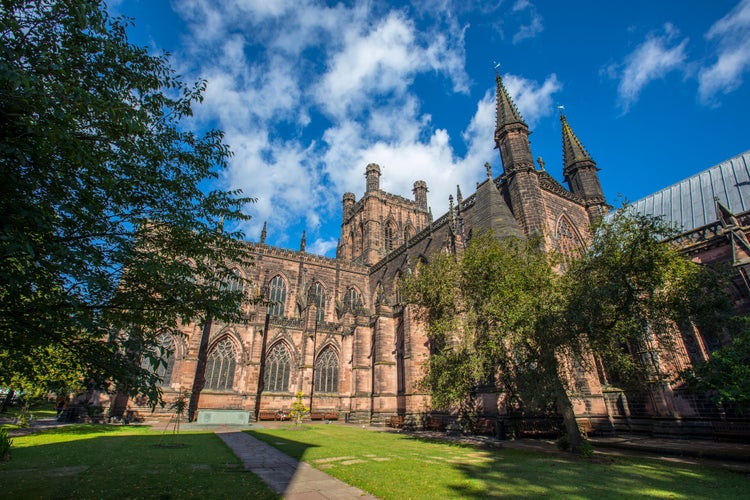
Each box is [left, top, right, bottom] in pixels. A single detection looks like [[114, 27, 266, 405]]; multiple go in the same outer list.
[[264, 343, 291, 392], [205, 338, 237, 391], [314, 347, 339, 394]]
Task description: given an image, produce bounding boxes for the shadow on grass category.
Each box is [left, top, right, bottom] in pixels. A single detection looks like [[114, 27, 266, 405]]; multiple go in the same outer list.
[[443, 443, 747, 499], [0, 427, 279, 499], [246, 427, 319, 461], [247, 427, 748, 499]]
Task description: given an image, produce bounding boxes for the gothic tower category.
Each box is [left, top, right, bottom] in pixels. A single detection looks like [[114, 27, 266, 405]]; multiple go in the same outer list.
[[560, 113, 608, 223], [493, 73, 547, 237], [337, 163, 430, 265]]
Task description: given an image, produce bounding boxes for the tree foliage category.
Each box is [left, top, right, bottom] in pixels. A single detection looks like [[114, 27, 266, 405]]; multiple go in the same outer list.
[[563, 210, 732, 390], [0, 0, 255, 404], [402, 211, 733, 452], [682, 318, 750, 413], [402, 234, 564, 412]]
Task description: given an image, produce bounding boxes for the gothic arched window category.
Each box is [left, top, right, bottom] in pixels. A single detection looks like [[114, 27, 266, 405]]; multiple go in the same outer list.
[[222, 268, 243, 293], [267, 275, 286, 317], [404, 225, 413, 243], [393, 272, 402, 305], [343, 287, 361, 313], [556, 215, 583, 272], [205, 338, 237, 391], [142, 332, 176, 386], [384, 222, 394, 251], [314, 347, 339, 393], [264, 343, 291, 392], [308, 282, 326, 322]]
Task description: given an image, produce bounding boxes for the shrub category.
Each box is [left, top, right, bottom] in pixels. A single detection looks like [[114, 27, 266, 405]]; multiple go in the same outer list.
[[555, 434, 570, 451], [579, 440, 594, 458], [0, 427, 13, 461]]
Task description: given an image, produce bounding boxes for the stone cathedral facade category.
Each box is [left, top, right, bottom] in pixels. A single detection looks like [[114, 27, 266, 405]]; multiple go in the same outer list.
[[119, 74, 731, 432]]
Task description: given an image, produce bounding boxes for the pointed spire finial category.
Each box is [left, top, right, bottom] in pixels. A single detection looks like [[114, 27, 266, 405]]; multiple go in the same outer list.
[[300, 230, 306, 252], [495, 69, 527, 131], [456, 184, 463, 206], [561, 111, 593, 171], [260, 221, 267, 244], [493, 61, 501, 75], [485, 162, 493, 180]]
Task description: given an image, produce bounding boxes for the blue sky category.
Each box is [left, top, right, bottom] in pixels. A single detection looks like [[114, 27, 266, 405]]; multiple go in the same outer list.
[[114, 0, 750, 257]]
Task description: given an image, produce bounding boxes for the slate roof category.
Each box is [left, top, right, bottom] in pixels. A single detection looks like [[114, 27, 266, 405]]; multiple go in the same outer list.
[[629, 150, 750, 232]]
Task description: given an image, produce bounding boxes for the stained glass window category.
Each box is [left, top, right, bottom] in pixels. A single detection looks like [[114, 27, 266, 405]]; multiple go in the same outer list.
[[343, 287, 361, 313], [308, 282, 325, 322], [314, 348, 339, 393], [557, 216, 583, 272], [267, 275, 286, 317], [264, 343, 291, 392], [142, 332, 176, 386], [205, 338, 236, 391]]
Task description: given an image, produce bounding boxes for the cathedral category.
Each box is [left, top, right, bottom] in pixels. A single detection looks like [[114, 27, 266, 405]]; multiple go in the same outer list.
[[120, 74, 749, 435]]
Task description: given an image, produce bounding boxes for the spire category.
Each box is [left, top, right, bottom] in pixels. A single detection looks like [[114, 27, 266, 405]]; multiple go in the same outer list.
[[495, 73, 527, 132], [300, 230, 306, 252], [559, 110, 607, 224], [260, 221, 267, 244], [560, 112, 594, 172], [456, 184, 463, 206]]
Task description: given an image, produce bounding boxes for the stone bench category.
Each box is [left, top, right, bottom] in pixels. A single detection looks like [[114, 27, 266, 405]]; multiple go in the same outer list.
[[196, 409, 250, 425]]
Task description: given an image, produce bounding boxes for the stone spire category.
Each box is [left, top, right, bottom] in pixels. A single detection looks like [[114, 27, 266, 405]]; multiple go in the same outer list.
[[561, 112, 593, 172], [494, 73, 527, 133], [300, 230, 306, 252], [492, 69, 544, 237], [260, 221, 267, 244], [559, 111, 607, 224], [456, 184, 463, 206]]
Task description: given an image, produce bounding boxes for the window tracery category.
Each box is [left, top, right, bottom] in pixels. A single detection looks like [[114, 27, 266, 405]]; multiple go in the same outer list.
[[264, 343, 291, 392], [267, 275, 286, 317], [205, 338, 237, 391], [314, 347, 339, 393]]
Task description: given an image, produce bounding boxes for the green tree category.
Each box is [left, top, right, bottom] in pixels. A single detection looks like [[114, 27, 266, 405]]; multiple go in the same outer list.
[[289, 391, 309, 425], [403, 211, 732, 453], [0, 0, 255, 406], [563, 211, 732, 392], [681, 318, 750, 413], [401, 233, 573, 442]]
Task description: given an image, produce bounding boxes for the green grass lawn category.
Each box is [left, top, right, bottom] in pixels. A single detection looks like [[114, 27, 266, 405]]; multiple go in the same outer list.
[[0, 425, 278, 499], [249, 425, 750, 499]]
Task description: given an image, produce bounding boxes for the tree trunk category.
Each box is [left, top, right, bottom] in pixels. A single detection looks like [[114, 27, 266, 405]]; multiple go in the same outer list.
[[188, 313, 213, 422], [554, 379, 584, 453]]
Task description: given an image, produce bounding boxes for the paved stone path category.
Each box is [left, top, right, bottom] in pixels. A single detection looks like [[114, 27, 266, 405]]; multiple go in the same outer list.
[[215, 430, 378, 500]]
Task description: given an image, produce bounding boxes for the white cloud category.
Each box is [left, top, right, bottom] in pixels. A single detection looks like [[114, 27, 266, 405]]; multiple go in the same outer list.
[[610, 23, 688, 112], [511, 0, 543, 44], [308, 237, 340, 256], [503, 73, 562, 127], [699, 0, 750, 103], [166, 0, 500, 255], [313, 11, 468, 119]]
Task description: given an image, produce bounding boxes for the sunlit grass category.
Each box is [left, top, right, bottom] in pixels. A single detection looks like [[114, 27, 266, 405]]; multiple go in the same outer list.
[[0, 425, 278, 499], [250, 425, 749, 499]]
